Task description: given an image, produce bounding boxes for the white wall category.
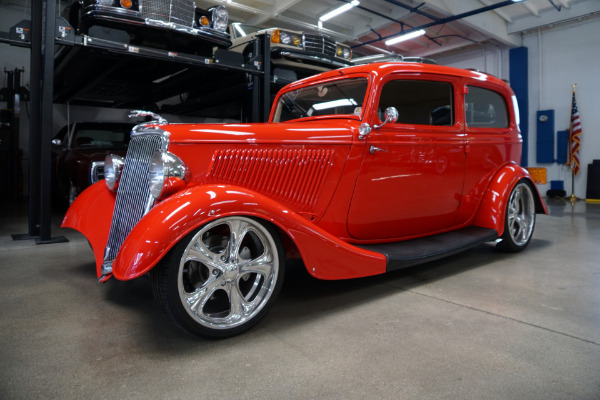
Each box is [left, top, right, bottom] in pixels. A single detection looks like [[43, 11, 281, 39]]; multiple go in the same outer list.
[[435, 43, 511, 81], [522, 16, 600, 199], [438, 16, 600, 200]]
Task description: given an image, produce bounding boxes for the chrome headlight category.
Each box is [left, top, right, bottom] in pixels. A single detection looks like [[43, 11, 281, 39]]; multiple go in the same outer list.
[[149, 150, 189, 200], [280, 31, 292, 45], [104, 154, 124, 192], [336, 45, 352, 59], [273, 30, 302, 47], [210, 5, 228, 32], [343, 47, 351, 59]]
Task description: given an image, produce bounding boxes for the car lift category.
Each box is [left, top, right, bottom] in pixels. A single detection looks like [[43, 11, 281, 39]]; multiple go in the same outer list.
[[0, 0, 272, 244]]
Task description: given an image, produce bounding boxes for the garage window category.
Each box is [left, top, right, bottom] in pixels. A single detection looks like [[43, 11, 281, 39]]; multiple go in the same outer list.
[[465, 86, 509, 128], [378, 80, 454, 126]]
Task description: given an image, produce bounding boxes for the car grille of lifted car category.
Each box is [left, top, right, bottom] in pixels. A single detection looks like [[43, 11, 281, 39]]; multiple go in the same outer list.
[[302, 33, 336, 57], [140, 0, 196, 28], [102, 131, 166, 276]]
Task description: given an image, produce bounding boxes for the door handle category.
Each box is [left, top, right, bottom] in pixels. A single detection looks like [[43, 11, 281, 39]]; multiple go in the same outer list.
[[369, 146, 386, 154]]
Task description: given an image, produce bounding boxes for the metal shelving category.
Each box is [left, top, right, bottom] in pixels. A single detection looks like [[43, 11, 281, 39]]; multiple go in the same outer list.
[[0, 1, 272, 243]]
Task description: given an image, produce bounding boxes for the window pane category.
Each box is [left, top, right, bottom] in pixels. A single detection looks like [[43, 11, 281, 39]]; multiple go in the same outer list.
[[379, 80, 453, 126], [274, 78, 368, 122], [465, 86, 508, 128]]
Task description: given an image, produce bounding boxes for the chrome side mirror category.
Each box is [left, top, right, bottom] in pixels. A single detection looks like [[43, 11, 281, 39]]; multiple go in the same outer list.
[[374, 107, 399, 129], [51, 139, 62, 146]]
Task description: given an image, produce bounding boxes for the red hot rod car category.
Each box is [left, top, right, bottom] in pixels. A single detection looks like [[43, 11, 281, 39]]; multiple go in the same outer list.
[[63, 62, 547, 338]]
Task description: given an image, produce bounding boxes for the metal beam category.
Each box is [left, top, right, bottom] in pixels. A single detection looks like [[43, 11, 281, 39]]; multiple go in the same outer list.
[[507, 0, 600, 34], [422, 0, 520, 46], [353, 0, 521, 48]]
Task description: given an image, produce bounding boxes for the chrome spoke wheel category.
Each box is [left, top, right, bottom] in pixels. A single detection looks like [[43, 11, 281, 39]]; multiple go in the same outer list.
[[154, 216, 284, 338], [498, 181, 536, 252]]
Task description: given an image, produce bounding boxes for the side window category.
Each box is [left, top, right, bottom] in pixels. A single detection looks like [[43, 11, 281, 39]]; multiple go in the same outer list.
[[465, 86, 509, 128], [378, 80, 453, 126]]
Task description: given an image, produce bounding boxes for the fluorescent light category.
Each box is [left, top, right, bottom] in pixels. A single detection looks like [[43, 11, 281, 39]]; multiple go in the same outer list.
[[313, 99, 357, 111], [385, 29, 426, 46], [319, 0, 359, 22], [353, 54, 385, 62]]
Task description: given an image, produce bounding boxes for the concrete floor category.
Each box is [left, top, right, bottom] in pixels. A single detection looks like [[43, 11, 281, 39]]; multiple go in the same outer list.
[[1, 198, 599, 400]]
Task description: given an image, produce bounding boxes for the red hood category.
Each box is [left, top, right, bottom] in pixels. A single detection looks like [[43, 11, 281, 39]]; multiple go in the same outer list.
[[155, 119, 359, 145]]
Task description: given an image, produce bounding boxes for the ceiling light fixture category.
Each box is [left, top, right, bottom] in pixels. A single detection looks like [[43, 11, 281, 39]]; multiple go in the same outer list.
[[385, 29, 426, 46], [319, 0, 359, 22]]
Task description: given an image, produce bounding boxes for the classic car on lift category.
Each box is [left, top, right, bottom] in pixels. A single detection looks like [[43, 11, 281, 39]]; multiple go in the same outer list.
[[64, 0, 231, 54], [229, 23, 352, 78], [63, 62, 547, 338]]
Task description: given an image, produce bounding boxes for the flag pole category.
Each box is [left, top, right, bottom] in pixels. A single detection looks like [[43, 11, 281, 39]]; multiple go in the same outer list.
[[569, 83, 578, 205]]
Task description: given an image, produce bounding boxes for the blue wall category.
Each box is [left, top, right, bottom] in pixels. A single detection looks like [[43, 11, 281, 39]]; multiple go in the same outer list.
[[509, 47, 529, 167]]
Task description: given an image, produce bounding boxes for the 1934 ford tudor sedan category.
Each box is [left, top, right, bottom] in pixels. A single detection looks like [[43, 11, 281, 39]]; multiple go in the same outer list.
[[62, 62, 547, 338]]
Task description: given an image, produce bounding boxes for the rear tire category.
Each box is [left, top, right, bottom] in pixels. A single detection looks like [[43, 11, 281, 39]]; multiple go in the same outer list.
[[151, 216, 285, 338], [497, 180, 536, 252]]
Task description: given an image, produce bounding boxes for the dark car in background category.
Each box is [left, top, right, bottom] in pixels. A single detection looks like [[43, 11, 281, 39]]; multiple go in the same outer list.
[[52, 121, 134, 203], [64, 0, 231, 55]]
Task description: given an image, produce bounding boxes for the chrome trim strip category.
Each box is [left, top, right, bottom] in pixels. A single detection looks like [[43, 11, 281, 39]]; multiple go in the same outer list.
[[82, 5, 141, 19], [81, 5, 230, 41], [277, 51, 351, 68], [90, 161, 105, 184]]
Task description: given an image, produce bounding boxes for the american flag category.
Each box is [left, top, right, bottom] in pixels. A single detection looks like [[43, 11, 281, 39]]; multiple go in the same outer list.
[[569, 88, 582, 175]]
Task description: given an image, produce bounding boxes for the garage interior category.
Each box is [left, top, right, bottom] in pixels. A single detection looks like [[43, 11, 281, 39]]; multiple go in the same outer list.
[[1, 0, 599, 398]]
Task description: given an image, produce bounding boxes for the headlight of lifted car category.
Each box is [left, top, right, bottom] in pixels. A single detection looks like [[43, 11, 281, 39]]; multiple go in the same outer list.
[[209, 5, 228, 31]]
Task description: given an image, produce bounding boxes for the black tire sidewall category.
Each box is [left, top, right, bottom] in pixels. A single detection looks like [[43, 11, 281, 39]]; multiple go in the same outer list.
[[152, 217, 285, 338]]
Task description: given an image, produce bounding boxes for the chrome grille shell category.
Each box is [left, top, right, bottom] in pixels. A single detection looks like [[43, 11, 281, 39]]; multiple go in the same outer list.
[[140, 0, 196, 28], [102, 127, 169, 275], [302, 33, 336, 57]]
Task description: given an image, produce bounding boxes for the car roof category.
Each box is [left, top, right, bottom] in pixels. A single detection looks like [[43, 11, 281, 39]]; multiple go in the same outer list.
[[283, 62, 508, 89]]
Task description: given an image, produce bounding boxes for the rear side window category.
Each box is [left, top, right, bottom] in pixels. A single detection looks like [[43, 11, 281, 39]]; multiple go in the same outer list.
[[465, 86, 509, 128], [378, 80, 454, 126]]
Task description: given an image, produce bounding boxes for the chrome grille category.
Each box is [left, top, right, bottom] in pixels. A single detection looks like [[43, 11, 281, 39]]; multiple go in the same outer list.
[[103, 131, 167, 268], [303, 33, 336, 57], [140, 0, 196, 28]]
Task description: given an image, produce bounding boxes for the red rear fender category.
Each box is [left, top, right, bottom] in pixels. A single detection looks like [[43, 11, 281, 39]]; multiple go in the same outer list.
[[474, 164, 548, 235]]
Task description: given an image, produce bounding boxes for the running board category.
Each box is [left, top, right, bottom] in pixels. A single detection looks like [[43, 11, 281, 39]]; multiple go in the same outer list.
[[357, 227, 498, 272]]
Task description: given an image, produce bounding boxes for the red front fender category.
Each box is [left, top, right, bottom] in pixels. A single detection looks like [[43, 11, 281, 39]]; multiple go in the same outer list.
[[111, 184, 386, 281], [61, 181, 116, 277], [473, 164, 548, 235]]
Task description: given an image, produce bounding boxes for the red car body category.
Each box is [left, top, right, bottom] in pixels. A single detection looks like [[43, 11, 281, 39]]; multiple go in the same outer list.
[[63, 62, 547, 337]]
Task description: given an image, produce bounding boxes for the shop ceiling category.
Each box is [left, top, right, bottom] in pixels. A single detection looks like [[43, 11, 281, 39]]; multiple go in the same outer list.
[[214, 0, 598, 57]]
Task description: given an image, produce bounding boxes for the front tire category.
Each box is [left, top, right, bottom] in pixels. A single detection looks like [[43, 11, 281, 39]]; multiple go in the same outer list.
[[152, 216, 285, 338], [497, 180, 536, 252]]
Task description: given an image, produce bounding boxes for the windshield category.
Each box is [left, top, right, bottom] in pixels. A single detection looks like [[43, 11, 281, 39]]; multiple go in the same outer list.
[[273, 77, 368, 123], [71, 124, 132, 148], [230, 23, 262, 39]]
